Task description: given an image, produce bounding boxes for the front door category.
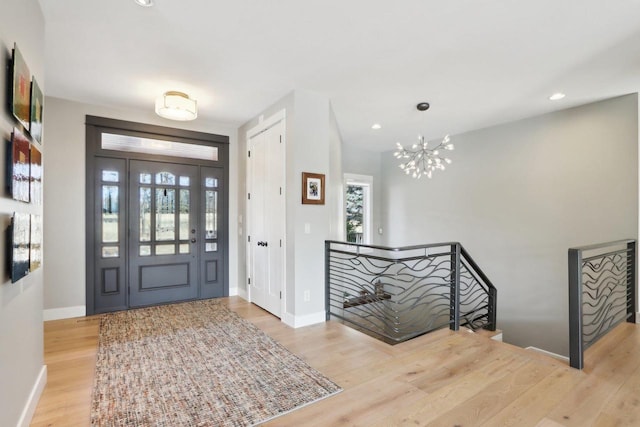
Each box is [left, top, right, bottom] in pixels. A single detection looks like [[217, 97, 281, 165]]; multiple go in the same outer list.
[[85, 116, 230, 315], [129, 160, 199, 307]]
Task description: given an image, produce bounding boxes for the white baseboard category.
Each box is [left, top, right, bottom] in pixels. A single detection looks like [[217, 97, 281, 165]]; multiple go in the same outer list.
[[236, 288, 248, 300], [282, 311, 326, 328], [525, 346, 569, 362], [229, 286, 238, 296], [491, 332, 503, 342], [17, 365, 47, 427], [43, 305, 86, 321]]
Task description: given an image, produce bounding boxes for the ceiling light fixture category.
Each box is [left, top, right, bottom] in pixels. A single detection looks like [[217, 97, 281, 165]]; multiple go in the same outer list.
[[155, 91, 198, 121], [134, 0, 154, 7], [549, 92, 566, 101], [393, 102, 454, 179], [371, 123, 382, 130]]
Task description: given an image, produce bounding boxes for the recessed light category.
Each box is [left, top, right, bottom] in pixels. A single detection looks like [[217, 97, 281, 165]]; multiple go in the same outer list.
[[549, 92, 566, 101], [134, 0, 154, 7], [371, 123, 382, 130]]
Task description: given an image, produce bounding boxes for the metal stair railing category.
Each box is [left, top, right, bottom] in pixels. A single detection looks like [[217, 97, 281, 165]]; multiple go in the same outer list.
[[325, 240, 497, 343]]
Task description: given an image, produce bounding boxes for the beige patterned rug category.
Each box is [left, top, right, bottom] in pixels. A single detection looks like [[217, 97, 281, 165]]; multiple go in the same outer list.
[[91, 299, 341, 426]]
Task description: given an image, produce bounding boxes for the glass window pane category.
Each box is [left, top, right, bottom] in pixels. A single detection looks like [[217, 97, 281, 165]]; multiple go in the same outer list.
[[205, 242, 217, 252], [155, 172, 176, 185], [205, 190, 218, 239], [205, 177, 218, 188], [102, 133, 218, 161], [346, 184, 365, 244], [179, 244, 190, 254], [140, 173, 151, 184], [139, 187, 151, 242], [139, 245, 151, 256], [102, 186, 119, 243], [156, 244, 175, 255], [179, 176, 190, 186], [102, 246, 119, 258], [102, 171, 119, 182], [180, 190, 190, 240], [156, 188, 176, 241]]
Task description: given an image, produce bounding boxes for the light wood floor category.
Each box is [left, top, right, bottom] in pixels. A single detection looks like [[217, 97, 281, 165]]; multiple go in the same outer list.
[[31, 297, 640, 426]]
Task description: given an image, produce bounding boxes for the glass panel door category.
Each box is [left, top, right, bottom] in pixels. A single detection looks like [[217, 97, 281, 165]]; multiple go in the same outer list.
[[129, 160, 199, 307]]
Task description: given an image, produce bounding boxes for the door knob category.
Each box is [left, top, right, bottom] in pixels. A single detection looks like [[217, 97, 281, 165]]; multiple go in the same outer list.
[[191, 238, 197, 243]]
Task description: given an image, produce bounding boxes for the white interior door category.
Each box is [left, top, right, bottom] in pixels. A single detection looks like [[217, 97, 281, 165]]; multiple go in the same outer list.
[[248, 116, 285, 317]]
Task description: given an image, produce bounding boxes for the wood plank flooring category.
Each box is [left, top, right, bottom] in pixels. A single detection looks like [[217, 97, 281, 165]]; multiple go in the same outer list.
[[30, 297, 640, 426]]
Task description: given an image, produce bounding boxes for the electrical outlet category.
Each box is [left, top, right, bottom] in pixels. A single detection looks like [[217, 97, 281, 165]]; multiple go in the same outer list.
[[303, 290, 310, 302]]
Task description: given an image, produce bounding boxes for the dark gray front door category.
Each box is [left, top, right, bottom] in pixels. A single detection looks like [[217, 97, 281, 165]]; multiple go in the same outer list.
[[129, 160, 199, 307]]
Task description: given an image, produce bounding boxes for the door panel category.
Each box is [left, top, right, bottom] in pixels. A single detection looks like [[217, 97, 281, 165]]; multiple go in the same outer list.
[[129, 160, 198, 307]]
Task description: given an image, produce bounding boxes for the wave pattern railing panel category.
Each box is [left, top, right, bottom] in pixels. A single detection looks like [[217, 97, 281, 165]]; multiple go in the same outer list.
[[568, 239, 637, 369], [325, 241, 497, 343]]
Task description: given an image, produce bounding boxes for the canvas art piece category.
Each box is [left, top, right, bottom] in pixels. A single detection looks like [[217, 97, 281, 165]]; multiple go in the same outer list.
[[30, 215, 42, 272], [302, 172, 325, 205], [30, 77, 44, 143], [11, 43, 31, 131], [10, 128, 31, 203], [30, 144, 42, 205], [10, 212, 30, 283]]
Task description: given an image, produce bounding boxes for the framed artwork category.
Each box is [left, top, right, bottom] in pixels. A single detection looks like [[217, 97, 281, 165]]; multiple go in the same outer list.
[[30, 144, 42, 205], [10, 212, 30, 283], [10, 128, 31, 203], [302, 172, 325, 205], [30, 214, 42, 272], [30, 77, 43, 144], [11, 43, 31, 131]]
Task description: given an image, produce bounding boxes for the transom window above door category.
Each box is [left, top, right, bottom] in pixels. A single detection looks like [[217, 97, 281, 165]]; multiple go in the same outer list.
[[101, 133, 218, 161]]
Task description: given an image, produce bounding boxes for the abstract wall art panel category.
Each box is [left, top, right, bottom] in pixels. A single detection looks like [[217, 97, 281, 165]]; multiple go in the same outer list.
[[10, 128, 31, 203], [11, 43, 31, 131], [30, 144, 42, 205], [10, 212, 30, 283], [30, 214, 42, 272], [30, 77, 43, 144]]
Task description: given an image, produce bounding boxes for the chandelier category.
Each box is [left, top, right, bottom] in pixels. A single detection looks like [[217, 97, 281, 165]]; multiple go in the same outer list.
[[394, 134, 454, 179]]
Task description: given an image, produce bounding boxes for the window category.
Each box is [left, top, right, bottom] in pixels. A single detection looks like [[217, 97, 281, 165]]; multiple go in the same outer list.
[[344, 174, 372, 244]]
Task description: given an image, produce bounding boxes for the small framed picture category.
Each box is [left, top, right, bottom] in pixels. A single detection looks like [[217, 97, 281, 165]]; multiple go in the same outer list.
[[302, 172, 325, 205]]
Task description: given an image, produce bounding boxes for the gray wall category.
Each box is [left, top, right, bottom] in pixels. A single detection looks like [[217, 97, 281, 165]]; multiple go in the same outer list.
[[342, 145, 384, 245], [43, 97, 239, 313], [380, 94, 639, 356], [238, 90, 343, 322], [0, 1, 45, 425]]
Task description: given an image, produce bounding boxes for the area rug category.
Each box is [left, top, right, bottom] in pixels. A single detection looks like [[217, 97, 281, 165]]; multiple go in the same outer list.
[[90, 299, 341, 426]]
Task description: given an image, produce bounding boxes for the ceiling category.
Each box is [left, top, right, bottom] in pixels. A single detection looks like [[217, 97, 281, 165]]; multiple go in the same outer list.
[[39, 0, 640, 151]]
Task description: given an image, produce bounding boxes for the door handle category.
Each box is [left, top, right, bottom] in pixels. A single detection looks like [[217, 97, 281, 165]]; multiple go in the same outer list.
[[191, 238, 197, 243], [257, 241, 269, 247]]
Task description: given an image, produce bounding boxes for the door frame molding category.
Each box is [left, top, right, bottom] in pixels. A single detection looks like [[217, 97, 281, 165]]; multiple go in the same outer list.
[[85, 115, 229, 315], [246, 109, 287, 317]]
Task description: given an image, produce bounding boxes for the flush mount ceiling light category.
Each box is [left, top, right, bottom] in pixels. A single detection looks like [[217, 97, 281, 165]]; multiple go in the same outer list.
[[549, 92, 566, 101], [393, 102, 454, 179], [371, 123, 382, 130], [134, 0, 154, 7], [155, 91, 198, 121]]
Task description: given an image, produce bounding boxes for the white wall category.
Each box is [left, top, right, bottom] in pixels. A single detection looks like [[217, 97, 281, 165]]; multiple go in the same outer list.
[[380, 94, 639, 356], [0, 1, 46, 425], [238, 90, 343, 324], [43, 97, 239, 314]]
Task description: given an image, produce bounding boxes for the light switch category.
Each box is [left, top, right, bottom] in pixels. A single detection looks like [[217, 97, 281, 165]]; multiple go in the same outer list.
[[304, 223, 311, 234]]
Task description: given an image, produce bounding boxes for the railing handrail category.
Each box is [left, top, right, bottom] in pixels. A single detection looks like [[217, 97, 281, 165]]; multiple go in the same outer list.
[[325, 240, 461, 252], [568, 239, 636, 252], [459, 245, 496, 292]]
